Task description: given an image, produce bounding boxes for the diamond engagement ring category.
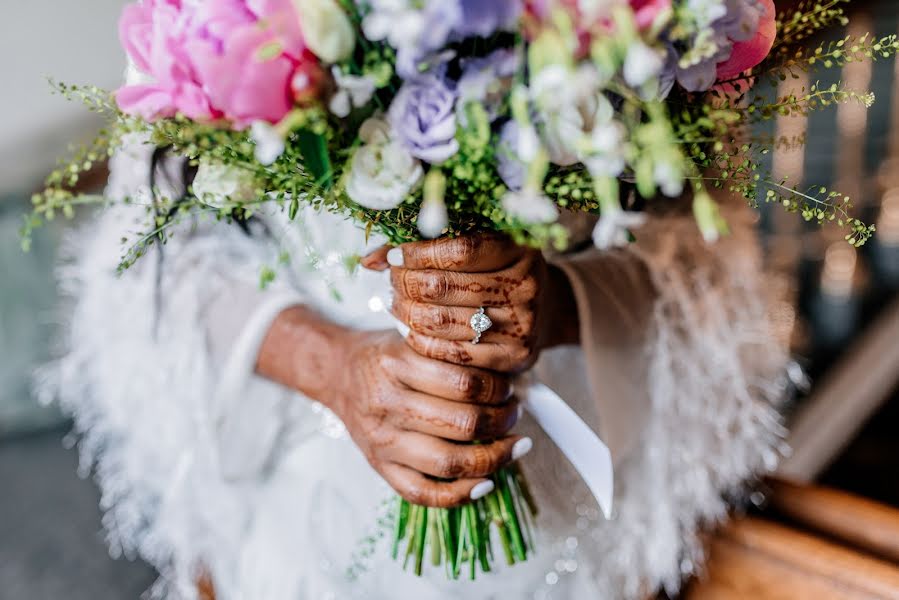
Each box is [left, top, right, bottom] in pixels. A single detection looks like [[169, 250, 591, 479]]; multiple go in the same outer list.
[[469, 307, 493, 344]]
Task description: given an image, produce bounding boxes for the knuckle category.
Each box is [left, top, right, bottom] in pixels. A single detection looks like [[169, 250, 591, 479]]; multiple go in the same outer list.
[[436, 486, 465, 509], [407, 332, 432, 357], [370, 393, 391, 416], [468, 445, 495, 476], [418, 306, 453, 335], [376, 353, 396, 373], [488, 374, 510, 402], [435, 452, 463, 479], [407, 302, 426, 333], [456, 370, 482, 400], [421, 272, 450, 301], [401, 484, 426, 506], [456, 236, 480, 261], [474, 408, 501, 439], [453, 409, 480, 440], [391, 295, 410, 322]]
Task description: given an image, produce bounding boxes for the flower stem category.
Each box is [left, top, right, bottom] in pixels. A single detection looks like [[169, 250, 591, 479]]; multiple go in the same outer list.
[[389, 465, 535, 579]]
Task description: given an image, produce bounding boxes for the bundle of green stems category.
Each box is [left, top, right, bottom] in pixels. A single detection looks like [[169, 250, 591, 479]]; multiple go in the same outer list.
[[391, 465, 537, 580]]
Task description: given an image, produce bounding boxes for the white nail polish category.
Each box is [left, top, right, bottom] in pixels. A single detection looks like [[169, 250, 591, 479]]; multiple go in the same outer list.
[[506, 383, 515, 400], [396, 322, 410, 338], [470, 480, 495, 501], [387, 248, 404, 267], [511, 437, 533, 461]]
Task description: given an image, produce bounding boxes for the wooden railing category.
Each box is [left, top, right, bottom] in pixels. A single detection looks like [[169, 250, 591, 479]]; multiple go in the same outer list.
[[685, 479, 899, 599]]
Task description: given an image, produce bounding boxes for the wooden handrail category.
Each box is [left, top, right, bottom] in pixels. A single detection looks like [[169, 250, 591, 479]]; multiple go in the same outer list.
[[686, 517, 899, 599], [767, 478, 899, 565]]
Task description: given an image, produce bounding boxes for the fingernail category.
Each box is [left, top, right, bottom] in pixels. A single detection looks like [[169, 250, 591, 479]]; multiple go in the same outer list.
[[470, 480, 495, 501], [387, 248, 404, 267], [396, 322, 410, 338], [511, 437, 533, 461], [517, 403, 524, 420], [506, 382, 515, 400]]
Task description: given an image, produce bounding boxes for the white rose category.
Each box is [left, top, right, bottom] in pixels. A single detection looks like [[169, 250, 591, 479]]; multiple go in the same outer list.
[[192, 159, 258, 207], [623, 41, 665, 88], [532, 64, 603, 166], [346, 118, 424, 210], [293, 0, 355, 63]]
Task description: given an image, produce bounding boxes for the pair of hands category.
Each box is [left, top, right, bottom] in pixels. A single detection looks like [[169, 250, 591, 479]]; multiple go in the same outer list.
[[330, 234, 561, 508]]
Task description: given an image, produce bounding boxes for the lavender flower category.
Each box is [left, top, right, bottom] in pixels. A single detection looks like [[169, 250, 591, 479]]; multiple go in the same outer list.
[[669, 0, 765, 91], [675, 44, 728, 92], [361, 0, 462, 77], [454, 0, 522, 38], [718, 0, 765, 41], [496, 120, 529, 191], [458, 49, 521, 120], [389, 75, 460, 164]]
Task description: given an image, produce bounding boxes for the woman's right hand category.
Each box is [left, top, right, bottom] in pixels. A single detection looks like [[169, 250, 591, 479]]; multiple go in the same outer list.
[[329, 330, 532, 508]]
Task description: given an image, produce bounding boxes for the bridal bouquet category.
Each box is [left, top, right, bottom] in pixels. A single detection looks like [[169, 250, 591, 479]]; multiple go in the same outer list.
[[27, 0, 895, 581]]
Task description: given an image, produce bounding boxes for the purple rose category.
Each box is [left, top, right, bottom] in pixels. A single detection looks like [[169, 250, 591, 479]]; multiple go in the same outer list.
[[389, 75, 460, 164], [454, 0, 522, 38]]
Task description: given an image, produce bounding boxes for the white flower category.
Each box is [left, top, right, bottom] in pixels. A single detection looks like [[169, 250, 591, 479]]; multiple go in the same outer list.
[[329, 67, 377, 118], [531, 64, 622, 168], [496, 121, 537, 191], [293, 0, 355, 63], [623, 41, 665, 88], [654, 160, 685, 197], [581, 119, 627, 178], [250, 121, 286, 166], [417, 197, 448, 238], [501, 187, 559, 224], [531, 65, 590, 166], [361, 0, 426, 49], [346, 117, 424, 210], [592, 209, 648, 249], [192, 158, 258, 206]]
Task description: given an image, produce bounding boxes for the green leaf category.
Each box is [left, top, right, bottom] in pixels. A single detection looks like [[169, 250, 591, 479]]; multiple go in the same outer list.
[[297, 128, 333, 190]]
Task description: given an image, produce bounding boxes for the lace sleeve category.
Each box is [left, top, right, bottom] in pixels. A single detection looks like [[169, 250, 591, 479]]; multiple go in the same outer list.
[[551, 196, 790, 597], [38, 138, 305, 595]]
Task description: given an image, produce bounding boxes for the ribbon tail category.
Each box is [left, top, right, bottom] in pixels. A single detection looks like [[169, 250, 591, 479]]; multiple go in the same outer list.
[[521, 382, 614, 520]]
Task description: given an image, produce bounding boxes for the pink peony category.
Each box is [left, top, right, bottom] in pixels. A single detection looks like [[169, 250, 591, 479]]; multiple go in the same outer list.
[[716, 0, 777, 80], [630, 0, 671, 31], [116, 0, 315, 126]]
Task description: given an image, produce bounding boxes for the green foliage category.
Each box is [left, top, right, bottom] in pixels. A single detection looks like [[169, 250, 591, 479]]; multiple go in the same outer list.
[[25, 0, 891, 273]]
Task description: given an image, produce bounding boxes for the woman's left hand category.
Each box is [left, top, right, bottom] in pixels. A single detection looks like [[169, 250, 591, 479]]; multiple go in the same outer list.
[[364, 233, 570, 374]]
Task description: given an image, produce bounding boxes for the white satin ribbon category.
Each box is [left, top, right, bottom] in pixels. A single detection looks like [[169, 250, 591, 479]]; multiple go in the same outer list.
[[377, 298, 615, 520], [519, 379, 614, 519]]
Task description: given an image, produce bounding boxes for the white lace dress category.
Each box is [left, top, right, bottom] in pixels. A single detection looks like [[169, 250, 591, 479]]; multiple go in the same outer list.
[[41, 139, 791, 600]]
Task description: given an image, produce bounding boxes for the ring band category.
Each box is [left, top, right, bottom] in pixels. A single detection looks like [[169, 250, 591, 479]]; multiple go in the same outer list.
[[469, 307, 493, 344]]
